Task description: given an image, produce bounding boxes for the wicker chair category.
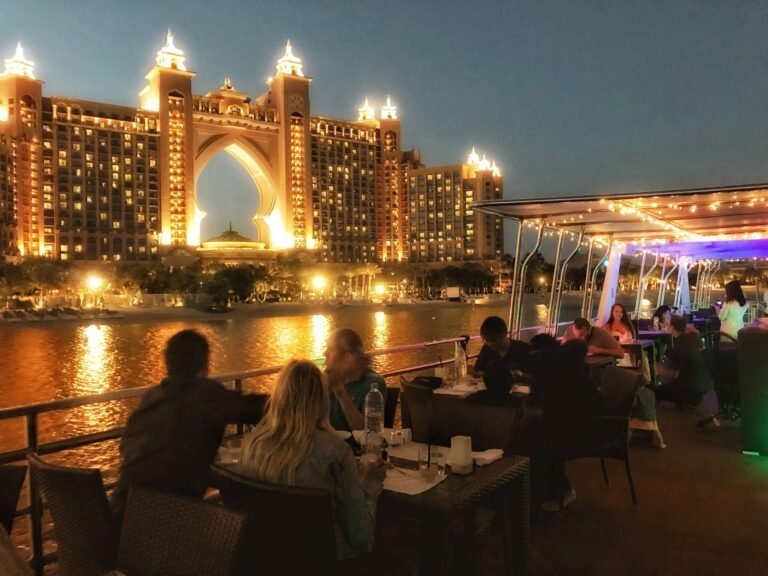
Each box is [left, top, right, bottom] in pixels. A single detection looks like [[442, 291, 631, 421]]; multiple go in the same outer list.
[[117, 487, 248, 576], [384, 386, 400, 428], [399, 377, 434, 443], [27, 453, 117, 576], [562, 365, 642, 507], [0, 464, 27, 533], [211, 463, 337, 576]]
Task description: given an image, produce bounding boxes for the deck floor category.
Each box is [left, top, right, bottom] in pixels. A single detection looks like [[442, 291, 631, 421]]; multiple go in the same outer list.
[[526, 405, 768, 576]]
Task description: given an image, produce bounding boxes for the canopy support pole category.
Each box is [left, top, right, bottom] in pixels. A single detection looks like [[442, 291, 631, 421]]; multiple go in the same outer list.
[[586, 238, 612, 321], [635, 249, 660, 318], [546, 229, 566, 335], [580, 238, 594, 317], [656, 256, 669, 308], [634, 251, 648, 317], [705, 261, 721, 306], [659, 256, 678, 308], [596, 242, 623, 326], [551, 228, 584, 335], [506, 219, 524, 336], [513, 222, 544, 338], [674, 258, 691, 311], [693, 261, 706, 310]]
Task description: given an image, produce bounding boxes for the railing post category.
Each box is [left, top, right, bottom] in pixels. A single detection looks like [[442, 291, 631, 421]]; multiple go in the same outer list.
[[26, 414, 44, 576]]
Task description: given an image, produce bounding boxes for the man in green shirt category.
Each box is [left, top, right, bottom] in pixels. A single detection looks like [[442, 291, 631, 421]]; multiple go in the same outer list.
[[325, 328, 387, 431]]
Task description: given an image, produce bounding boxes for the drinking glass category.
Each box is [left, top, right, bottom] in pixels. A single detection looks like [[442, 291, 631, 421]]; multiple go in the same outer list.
[[389, 428, 405, 447], [443, 365, 456, 389], [418, 445, 438, 482], [431, 446, 447, 477]]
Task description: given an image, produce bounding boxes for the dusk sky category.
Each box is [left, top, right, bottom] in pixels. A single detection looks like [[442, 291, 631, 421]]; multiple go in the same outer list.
[[4, 1, 768, 243]]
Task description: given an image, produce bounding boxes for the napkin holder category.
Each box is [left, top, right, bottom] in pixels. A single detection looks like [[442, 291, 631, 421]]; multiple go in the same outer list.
[[450, 435, 473, 475]]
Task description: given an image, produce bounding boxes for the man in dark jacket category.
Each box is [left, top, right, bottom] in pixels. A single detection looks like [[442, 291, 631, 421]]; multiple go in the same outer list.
[[470, 316, 531, 405], [656, 315, 719, 428], [112, 330, 266, 518]]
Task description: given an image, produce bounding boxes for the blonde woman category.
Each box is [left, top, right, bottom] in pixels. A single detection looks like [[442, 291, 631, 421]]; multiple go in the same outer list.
[[240, 360, 386, 559]]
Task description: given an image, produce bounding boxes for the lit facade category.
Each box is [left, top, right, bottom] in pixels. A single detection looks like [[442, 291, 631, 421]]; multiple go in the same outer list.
[[408, 149, 503, 262], [0, 133, 13, 255], [0, 35, 503, 264]]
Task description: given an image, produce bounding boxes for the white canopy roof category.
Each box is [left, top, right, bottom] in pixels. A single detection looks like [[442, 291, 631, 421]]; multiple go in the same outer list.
[[473, 183, 768, 259]]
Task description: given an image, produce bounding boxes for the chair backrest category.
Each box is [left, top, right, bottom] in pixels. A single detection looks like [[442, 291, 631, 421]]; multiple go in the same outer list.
[[400, 377, 523, 451], [117, 487, 248, 576], [432, 399, 524, 453], [599, 366, 643, 417], [384, 386, 400, 428], [0, 465, 27, 533], [211, 464, 336, 576], [400, 378, 435, 443], [27, 453, 116, 576]]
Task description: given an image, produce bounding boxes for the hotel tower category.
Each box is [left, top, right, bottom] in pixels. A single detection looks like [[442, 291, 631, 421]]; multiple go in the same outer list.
[[0, 34, 503, 264]]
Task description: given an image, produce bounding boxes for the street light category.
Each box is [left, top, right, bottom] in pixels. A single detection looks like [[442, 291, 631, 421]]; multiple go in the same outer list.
[[312, 275, 327, 291], [85, 275, 104, 309], [86, 275, 103, 291]]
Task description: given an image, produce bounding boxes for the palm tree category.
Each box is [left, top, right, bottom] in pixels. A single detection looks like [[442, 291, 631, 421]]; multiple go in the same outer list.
[[359, 263, 383, 299]]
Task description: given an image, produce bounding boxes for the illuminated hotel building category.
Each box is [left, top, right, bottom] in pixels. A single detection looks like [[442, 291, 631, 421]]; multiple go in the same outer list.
[[0, 132, 13, 255], [0, 34, 503, 264], [408, 149, 503, 262]]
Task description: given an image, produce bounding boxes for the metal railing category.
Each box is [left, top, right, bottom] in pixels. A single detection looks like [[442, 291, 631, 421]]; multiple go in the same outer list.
[[1, 333, 491, 574]]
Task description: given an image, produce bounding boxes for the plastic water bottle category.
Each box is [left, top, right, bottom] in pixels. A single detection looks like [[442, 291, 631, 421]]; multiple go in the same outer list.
[[363, 384, 384, 460], [454, 341, 468, 380]]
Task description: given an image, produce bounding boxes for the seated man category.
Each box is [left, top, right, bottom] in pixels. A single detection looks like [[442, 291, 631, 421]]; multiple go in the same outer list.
[[112, 330, 266, 519], [471, 316, 531, 405], [656, 315, 719, 429], [325, 328, 387, 431], [562, 317, 624, 359]]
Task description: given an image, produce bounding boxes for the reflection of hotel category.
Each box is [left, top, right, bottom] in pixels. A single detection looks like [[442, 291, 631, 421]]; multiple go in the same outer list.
[[0, 34, 503, 264]]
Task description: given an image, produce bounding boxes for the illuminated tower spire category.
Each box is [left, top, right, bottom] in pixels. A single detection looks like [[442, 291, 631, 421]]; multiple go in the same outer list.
[[155, 29, 187, 71], [3, 42, 35, 79], [358, 97, 375, 121], [276, 40, 304, 77], [380, 95, 397, 119], [467, 147, 480, 165]]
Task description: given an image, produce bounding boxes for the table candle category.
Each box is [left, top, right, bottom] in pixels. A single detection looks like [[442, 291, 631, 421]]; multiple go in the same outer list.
[[451, 435, 473, 475]]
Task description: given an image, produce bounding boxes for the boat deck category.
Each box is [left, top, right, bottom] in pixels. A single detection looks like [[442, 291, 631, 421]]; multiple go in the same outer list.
[[524, 404, 768, 576]]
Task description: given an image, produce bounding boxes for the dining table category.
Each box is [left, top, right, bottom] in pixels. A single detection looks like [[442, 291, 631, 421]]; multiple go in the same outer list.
[[619, 338, 657, 384], [637, 329, 674, 361], [378, 451, 530, 576]]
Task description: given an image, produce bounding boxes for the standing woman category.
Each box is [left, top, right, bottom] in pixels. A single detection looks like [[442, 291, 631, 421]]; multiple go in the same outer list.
[[717, 280, 749, 340], [604, 303, 636, 342], [240, 360, 386, 559]]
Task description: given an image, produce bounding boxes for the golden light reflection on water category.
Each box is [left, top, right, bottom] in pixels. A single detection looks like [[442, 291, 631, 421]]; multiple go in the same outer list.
[[372, 310, 389, 350], [535, 304, 549, 325], [309, 314, 331, 361], [74, 325, 111, 395], [68, 324, 126, 435]]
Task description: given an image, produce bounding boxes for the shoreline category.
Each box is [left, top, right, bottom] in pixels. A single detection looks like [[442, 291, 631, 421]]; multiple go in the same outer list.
[[0, 298, 510, 326]]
